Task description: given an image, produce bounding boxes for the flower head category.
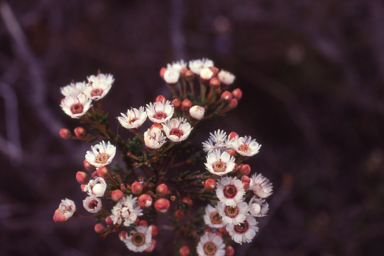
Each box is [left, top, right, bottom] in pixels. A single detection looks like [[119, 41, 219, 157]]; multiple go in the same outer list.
[[83, 196, 102, 213], [189, 105, 205, 120], [85, 141, 116, 168], [146, 100, 174, 123], [250, 173, 273, 198], [53, 198, 76, 222], [60, 93, 92, 119], [203, 204, 225, 229], [162, 117, 192, 142], [123, 226, 153, 252], [205, 150, 236, 176], [85, 72, 114, 101], [248, 196, 269, 217], [216, 176, 245, 206], [163, 69, 180, 84], [60, 81, 87, 97], [202, 130, 233, 154], [110, 195, 143, 227], [117, 107, 147, 130], [167, 59, 187, 73], [84, 177, 107, 197], [226, 215, 258, 244], [196, 233, 225, 256], [218, 70, 236, 86], [144, 127, 167, 149], [232, 136, 261, 157], [217, 201, 248, 225], [189, 58, 214, 75]]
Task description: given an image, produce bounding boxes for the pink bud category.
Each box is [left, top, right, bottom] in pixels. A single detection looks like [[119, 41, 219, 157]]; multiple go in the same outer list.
[[225, 246, 235, 256], [91, 170, 98, 178], [209, 77, 220, 89], [172, 98, 181, 109], [179, 246, 190, 256], [232, 88, 242, 100], [139, 219, 148, 227], [228, 98, 238, 109], [175, 209, 184, 219], [241, 175, 251, 190], [239, 164, 251, 176], [53, 209, 66, 222], [94, 223, 106, 234], [156, 95, 166, 103], [131, 182, 143, 195], [181, 197, 193, 207], [221, 91, 232, 102], [184, 70, 195, 82], [83, 160, 95, 172], [59, 128, 71, 140], [111, 190, 124, 202], [156, 183, 168, 196], [151, 123, 163, 130], [209, 66, 219, 77], [159, 67, 167, 78], [76, 171, 89, 184], [228, 132, 238, 140], [218, 227, 227, 233], [150, 225, 158, 237], [204, 179, 216, 191], [119, 231, 128, 241], [226, 149, 236, 157], [154, 198, 170, 213], [74, 126, 86, 138], [181, 99, 192, 112], [97, 166, 108, 178], [80, 184, 86, 191], [138, 194, 153, 208], [145, 239, 157, 252], [105, 216, 113, 225], [231, 163, 238, 173]]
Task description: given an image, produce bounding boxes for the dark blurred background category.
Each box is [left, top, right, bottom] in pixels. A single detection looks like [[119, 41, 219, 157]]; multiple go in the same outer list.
[[1, 0, 384, 255]]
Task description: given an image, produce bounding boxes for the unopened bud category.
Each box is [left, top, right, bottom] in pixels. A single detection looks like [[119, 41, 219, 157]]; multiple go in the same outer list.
[[232, 88, 242, 100], [119, 231, 128, 241], [74, 127, 86, 138], [204, 179, 216, 190], [175, 209, 184, 219], [181, 99, 192, 112], [105, 216, 113, 225], [231, 163, 238, 173], [225, 246, 235, 256], [180, 246, 190, 256], [156, 95, 166, 103], [83, 160, 95, 172], [172, 98, 181, 109], [97, 166, 108, 178], [159, 67, 167, 78], [138, 194, 153, 208], [221, 91, 232, 102], [209, 66, 219, 77], [180, 67, 188, 77], [111, 190, 124, 202], [204, 228, 212, 234], [91, 170, 98, 178], [145, 239, 157, 252], [154, 198, 170, 213], [184, 70, 195, 82], [228, 132, 238, 140], [120, 183, 126, 191], [170, 195, 176, 201], [80, 184, 87, 191], [151, 123, 163, 130], [139, 219, 148, 227], [76, 171, 89, 184], [156, 183, 168, 196], [241, 175, 251, 190], [226, 149, 236, 157], [181, 197, 193, 207], [228, 98, 238, 109], [239, 164, 251, 176], [150, 225, 158, 236], [94, 223, 106, 234], [59, 128, 71, 140], [131, 182, 143, 194], [209, 77, 221, 89]]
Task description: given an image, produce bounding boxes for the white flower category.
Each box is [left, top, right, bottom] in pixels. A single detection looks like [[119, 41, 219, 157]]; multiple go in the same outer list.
[[226, 215, 259, 244], [163, 69, 180, 84], [217, 201, 248, 225], [117, 107, 147, 130], [216, 176, 245, 206], [203, 204, 225, 229], [162, 117, 192, 142], [53, 198, 76, 221], [250, 173, 273, 198], [146, 100, 174, 123], [60, 81, 87, 97], [123, 226, 152, 252], [85, 141, 116, 167], [144, 127, 167, 149], [196, 233, 225, 256], [202, 139, 215, 154], [202, 129, 232, 154], [200, 67, 214, 80], [189, 105, 205, 120], [60, 93, 92, 119], [189, 58, 214, 75], [110, 195, 143, 227], [205, 150, 236, 176], [85, 72, 114, 101], [232, 136, 261, 157], [167, 59, 187, 73], [83, 196, 102, 213], [218, 70, 236, 86], [84, 177, 107, 197], [248, 196, 269, 217]]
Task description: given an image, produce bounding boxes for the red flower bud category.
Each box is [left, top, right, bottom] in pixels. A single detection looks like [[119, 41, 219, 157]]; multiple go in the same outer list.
[[241, 175, 251, 190], [228, 131, 238, 140], [209, 77, 221, 89], [156, 183, 168, 196], [221, 91, 232, 102], [175, 209, 184, 219], [154, 198, 170, 213], [180, 246, 190, 256], [226, 149, 236, 157], [181, 197, 193, 207], [74, 126, 86, 138], [131, 182, 143, 195], [184, 70, 195, 82], [225, 246, 235, 256], [139, 219, 148, 227], [150, 225, 158, 237], [138, 194, 153, 208], [119, 231, 128, 241], [159, 67, 167, 78], [111, 190, 124, 202], [105, 216, 113, 225], [214, 231, 223, 237], [232, 88, 242, 100], [76, 171, 89, 184], [151, 123, 163, 130], [83, 160, 95, 172], [94, 223, 106, 234], [156, 95, 166, 103], [172, 98, 181, 109], [59, 128, 71, 140], [239, 164, 251, 176], [204, 179, 216, 191], [228, 98, 238, 109], [181, 99, 192, 112], [97, 166, 108, 178]]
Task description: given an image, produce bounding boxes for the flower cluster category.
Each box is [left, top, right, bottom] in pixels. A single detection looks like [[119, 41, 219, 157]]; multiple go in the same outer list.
[[54, 58, 272, 255]]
